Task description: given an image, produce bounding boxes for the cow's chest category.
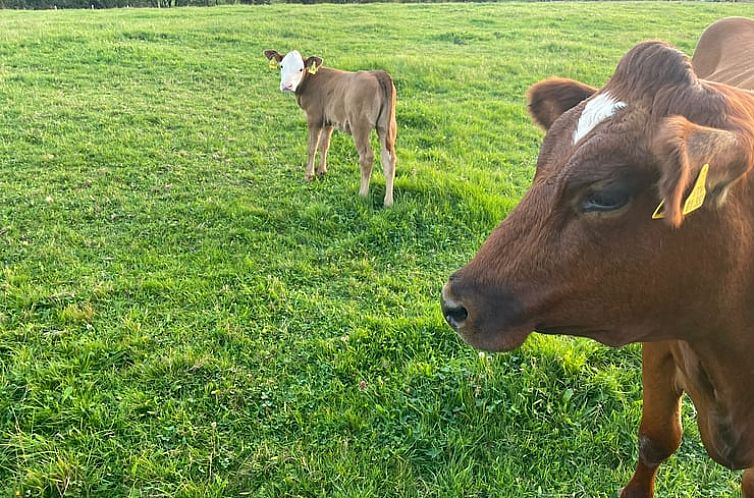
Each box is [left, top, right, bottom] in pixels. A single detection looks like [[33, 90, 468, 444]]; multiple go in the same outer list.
[[670, 341, 754, 469]]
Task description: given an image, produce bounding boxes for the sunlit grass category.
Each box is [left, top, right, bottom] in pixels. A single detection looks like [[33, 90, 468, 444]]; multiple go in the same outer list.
[[1, 3, 752, 496]]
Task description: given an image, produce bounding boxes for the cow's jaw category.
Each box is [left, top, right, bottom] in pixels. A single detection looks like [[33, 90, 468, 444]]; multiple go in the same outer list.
[[455, 324, 533, 353]]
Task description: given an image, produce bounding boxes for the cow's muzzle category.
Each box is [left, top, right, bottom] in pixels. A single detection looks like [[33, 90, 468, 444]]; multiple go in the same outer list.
[[441, 282, 468, 330], [440, 274, 531, 352]]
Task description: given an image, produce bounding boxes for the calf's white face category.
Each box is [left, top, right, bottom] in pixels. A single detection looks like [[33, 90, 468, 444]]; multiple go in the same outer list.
[[264, 49, 323, 94], [279, 51, 306, 93]]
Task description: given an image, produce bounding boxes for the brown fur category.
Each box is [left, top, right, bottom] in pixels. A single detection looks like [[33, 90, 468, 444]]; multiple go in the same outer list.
[[441, 17, 754, 497], [265, 50, 397, 207], [692, 17, 754, 91]]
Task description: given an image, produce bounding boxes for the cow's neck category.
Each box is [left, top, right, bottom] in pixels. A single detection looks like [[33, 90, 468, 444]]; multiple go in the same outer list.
[[295, 70, 326, 109], [671, 324, 754, 468]]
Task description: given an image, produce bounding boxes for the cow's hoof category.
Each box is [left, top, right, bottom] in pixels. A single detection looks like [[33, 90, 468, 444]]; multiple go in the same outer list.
[[304, 174, 315, 182], [383, 200, 393, 208]]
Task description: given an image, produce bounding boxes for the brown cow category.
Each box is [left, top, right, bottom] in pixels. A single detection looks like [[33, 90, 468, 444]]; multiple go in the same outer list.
[[440, 17, 754, 497], [264, 49, 397, 207]]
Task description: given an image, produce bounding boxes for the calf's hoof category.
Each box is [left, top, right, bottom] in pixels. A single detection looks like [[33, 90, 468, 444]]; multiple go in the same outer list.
[[383, 199, 393, 208], [304, 174, 315, 182], [316, 169, 327, 177]]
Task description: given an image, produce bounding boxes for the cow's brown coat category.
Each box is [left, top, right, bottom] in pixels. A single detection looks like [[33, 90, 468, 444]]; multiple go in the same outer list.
[[264, 50, 397, 207], [441, 17, 754, 497]]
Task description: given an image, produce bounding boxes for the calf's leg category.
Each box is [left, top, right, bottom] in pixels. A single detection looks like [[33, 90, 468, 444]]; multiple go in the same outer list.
[[743, 468, 754, 498], [305, 124, 322, 182], [378, 127, 396, 207], [620, 342, 683, 498], [352, 126, 373, 198], [316, 126, 334, 177]]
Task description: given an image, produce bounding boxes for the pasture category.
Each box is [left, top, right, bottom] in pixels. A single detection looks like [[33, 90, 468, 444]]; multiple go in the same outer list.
[[2, 2, 754, 496]]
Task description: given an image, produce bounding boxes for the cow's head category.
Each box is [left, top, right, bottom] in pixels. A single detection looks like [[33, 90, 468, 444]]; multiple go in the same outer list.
[[441, 41, 754, 352], [264, 49, 323, 93]]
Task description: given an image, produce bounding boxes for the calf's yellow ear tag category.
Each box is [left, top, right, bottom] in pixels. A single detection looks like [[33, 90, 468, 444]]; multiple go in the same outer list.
[[652, 163, 710, 220], [268, 58, 278, 70], [308, 63, 318, 75]]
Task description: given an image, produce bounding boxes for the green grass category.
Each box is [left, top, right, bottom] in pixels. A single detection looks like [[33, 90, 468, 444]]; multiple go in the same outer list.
[[1, 2, 753, 496]]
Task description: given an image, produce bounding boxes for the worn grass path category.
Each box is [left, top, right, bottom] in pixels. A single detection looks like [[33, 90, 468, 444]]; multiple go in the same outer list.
[[2, 2, 754, 496]]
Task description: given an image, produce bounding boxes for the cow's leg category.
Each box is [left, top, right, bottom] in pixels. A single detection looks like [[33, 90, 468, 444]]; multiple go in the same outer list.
[[353, 126, 373, 198], [620, 342, 683, 498], [743, 468, 754, 498], [305, 124, 322, 182], [378, 127, 396, 207], [316, 126, 334, 177]]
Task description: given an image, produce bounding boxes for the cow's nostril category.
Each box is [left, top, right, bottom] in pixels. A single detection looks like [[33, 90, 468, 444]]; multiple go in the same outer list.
[[444, 304, 468, 329], [441, 283, 468, 330]]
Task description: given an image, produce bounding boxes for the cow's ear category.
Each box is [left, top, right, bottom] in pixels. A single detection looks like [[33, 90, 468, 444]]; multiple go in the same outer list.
[[527, 77, 598, 130], [264, 50, 283, 62], [653, 115, 754, 227], [304, 56, 323, 69]]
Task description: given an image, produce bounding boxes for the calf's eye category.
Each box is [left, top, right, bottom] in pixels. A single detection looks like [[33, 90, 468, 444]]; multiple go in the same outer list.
[[581, 189, 631, 213]]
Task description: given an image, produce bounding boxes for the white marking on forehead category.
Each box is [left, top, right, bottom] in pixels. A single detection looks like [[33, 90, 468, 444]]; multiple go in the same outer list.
[[572, 92, 627, 144]]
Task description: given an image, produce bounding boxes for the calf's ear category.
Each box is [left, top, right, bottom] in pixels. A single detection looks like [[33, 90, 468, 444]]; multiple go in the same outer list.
[[652, 115, 754, 227], [264, 50, 283, 62], [527, 77, 598, 130], [304, 56, 323, 70]]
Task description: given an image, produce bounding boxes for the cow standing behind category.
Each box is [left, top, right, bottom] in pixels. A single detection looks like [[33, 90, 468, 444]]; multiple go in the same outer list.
[[264, 49, 397, 207], [441, 17, 754, 497]]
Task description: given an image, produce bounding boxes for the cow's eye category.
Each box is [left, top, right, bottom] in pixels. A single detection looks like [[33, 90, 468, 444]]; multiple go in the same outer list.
[[581, 189, 631, 213]]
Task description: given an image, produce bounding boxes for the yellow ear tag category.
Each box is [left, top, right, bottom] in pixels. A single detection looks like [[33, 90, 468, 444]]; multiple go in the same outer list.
[[308, 63, 318, 75], [652, 163, 710, 220], [268, 58, 278, 70]]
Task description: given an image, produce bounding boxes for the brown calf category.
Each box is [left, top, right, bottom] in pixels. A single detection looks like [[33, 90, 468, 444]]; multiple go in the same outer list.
[[441, 17, 754, 496], [264, 49, 397, 207]]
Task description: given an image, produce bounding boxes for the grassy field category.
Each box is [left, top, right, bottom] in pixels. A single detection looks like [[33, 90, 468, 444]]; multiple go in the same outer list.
[[2, 2, 754, 496]]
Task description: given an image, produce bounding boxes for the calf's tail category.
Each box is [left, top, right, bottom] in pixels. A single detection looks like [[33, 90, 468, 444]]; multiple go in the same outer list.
[[375, 71, 397, 152]]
